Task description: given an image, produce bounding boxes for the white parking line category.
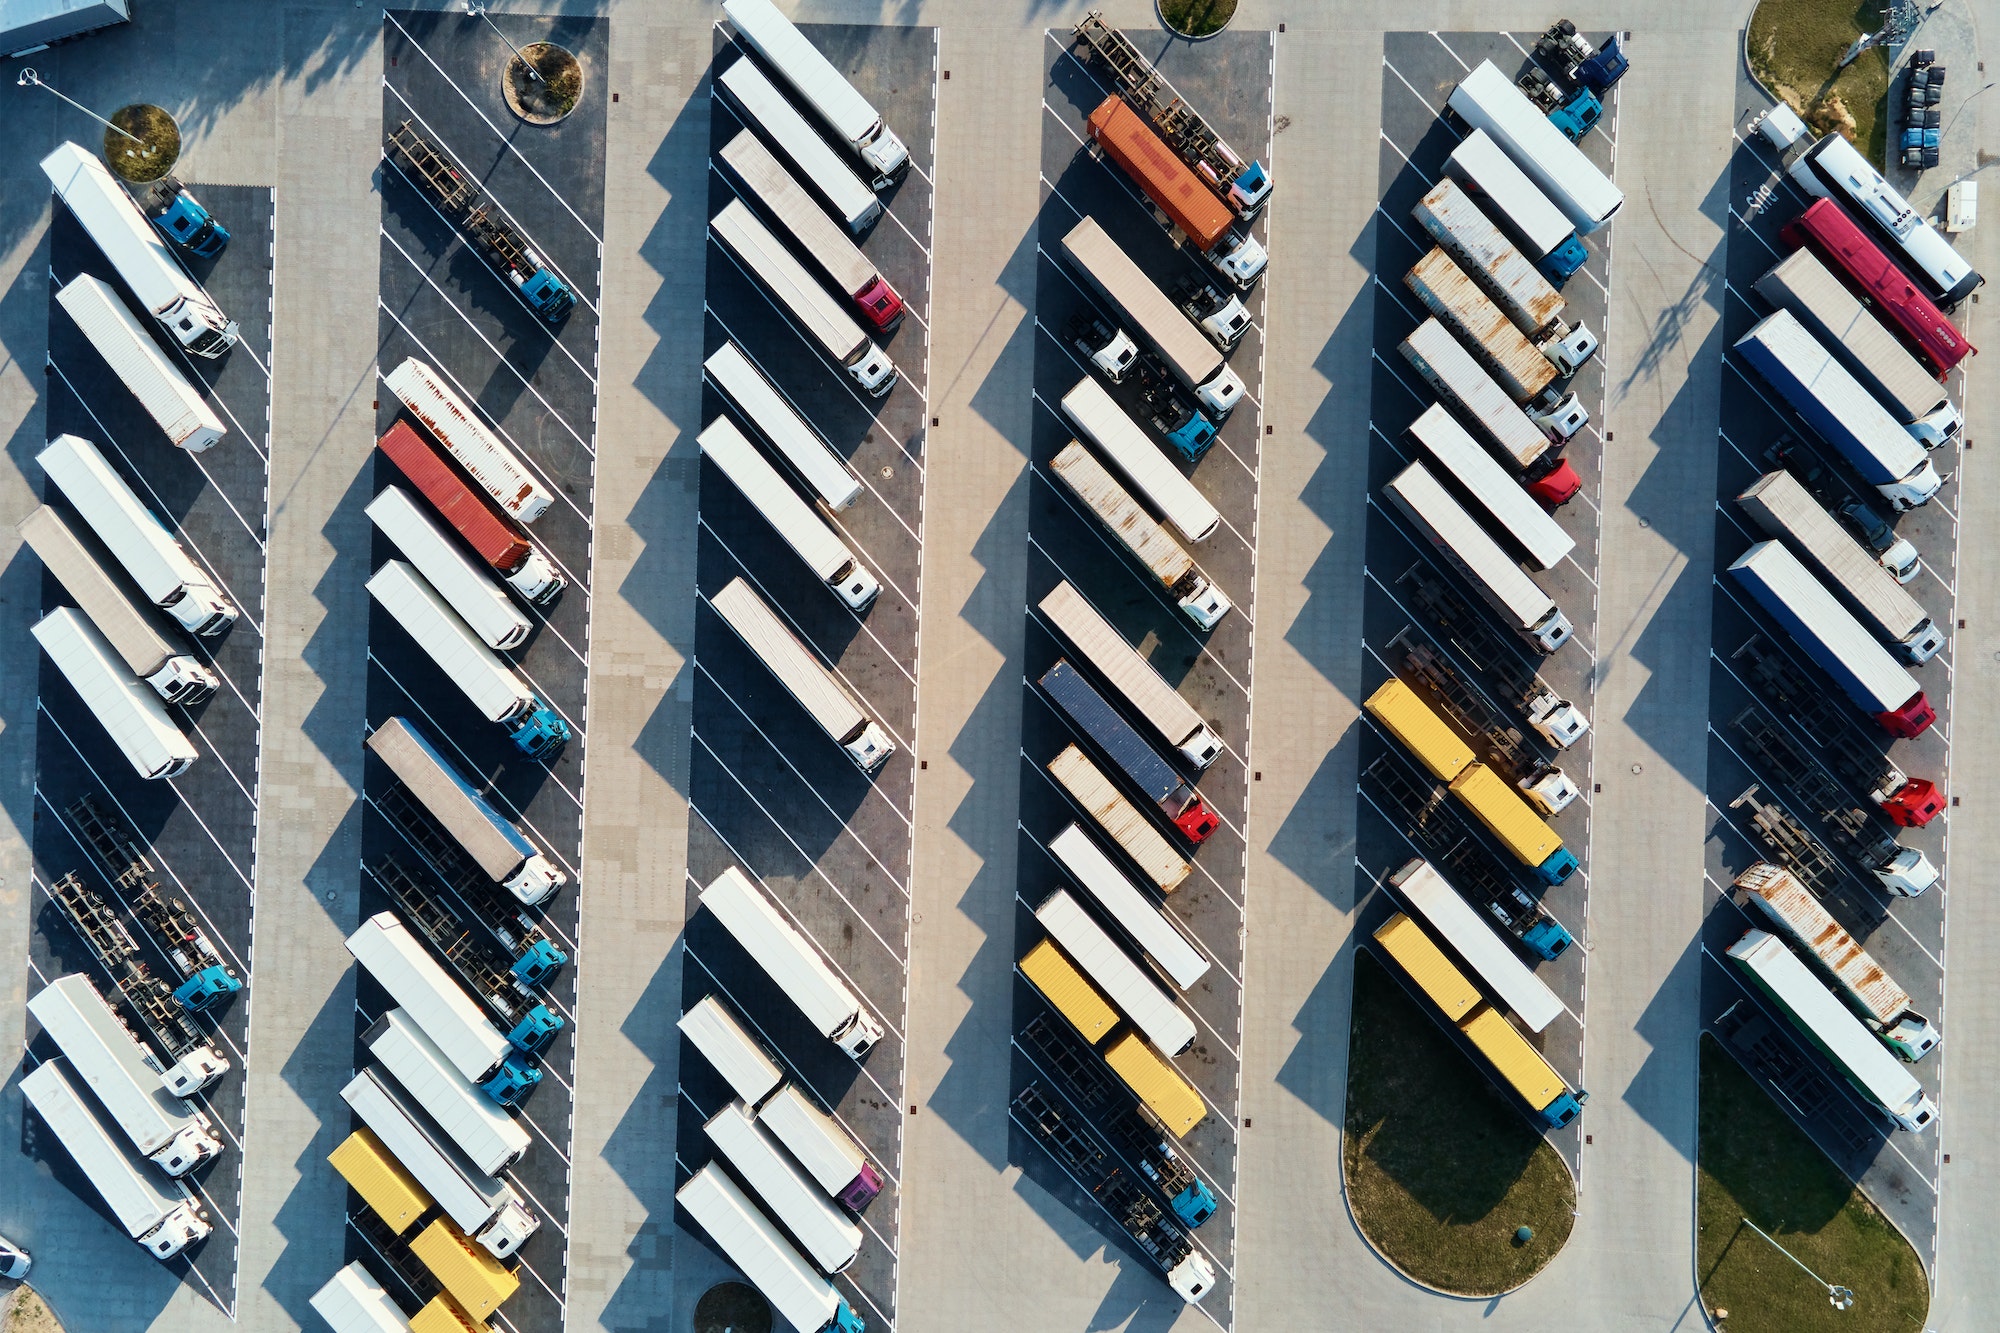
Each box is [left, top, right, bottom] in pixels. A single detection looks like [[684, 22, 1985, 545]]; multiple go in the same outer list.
[[1428, 30, 1473, 73]]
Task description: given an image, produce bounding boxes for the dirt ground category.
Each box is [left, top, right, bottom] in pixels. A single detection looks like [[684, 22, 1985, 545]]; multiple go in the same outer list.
[[1, 1288, 63, 1333]]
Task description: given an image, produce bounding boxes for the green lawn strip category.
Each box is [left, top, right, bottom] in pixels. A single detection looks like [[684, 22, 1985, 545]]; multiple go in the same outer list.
[[1747, 0, 1890, 165], [1697, 1034, 1929, 1332], [1157, 0, 1237, 40], [1342, 948, 1575, 1295]]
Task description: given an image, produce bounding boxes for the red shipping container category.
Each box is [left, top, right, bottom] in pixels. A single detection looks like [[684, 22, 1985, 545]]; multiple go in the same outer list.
[[377, 420, 533, 576]]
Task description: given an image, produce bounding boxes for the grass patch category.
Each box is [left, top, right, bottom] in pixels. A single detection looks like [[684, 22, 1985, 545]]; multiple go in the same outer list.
[[1697, 1034, 1929, 1331], [104, 104, 178, 184], [508, 43, 582, 121], [1748, 0, 1891, 166], [1158, 0, 1237, 39], [1342, 949, 1575, 1294]]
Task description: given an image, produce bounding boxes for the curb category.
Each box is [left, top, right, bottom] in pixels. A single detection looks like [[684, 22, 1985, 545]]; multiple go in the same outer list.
[[1153, 0, 1233, 43]]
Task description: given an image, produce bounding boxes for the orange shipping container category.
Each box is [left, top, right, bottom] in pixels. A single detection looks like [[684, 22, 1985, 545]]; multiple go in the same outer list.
[[1087, 97, 1235, 252]]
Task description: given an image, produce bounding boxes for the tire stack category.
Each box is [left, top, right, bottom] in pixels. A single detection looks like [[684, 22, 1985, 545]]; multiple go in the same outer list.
[[1902, 50, 1944, 170]]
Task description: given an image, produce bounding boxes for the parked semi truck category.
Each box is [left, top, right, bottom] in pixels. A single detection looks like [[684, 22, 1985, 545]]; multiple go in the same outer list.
[[1412, 178, 1573, 343], [1735, 311, 1944, 511], [705, 1102, 862, 1274], [39, 142, 237, 356], [1728, 541, 1933, 737], [1387, 861, 1562, 1031], [679, 993, 783, 1105], [677, 1163, 867, 1333], [1446, 61, 1623, 234], [712, 200, 897, 397], [1040, 660, 1219, 842], [1728, 927, 1936, 1131], [1755, 103, 1981, 308], [345, 912, 544, 1105], [1372, 913, 1585, 1127], [33, 608, 197, 780], [1781, 198, 1974, 374], [723, 0, 907, 186], [700, 865, 885, 1058], [699, 418, 880, 610], [1038, 580, 1220, 768], [1036, 888, 1195, 1057], [1734, 862, 1938, 1060], [4, 1, 129, 57], [1384, 462, 1575, 653], [1049, 441, 1231, 630], [367, 716, 565, 906], [364, 1008, 531, 1175], [1736, 471, 1944, 662], [27, 974, 221, 1175], [1405, 248, 1594, 403], [376, 421, 565, 605], [709, 576, 893, 771], [368, 485, 532, 651], [56, 275, 226, 452], [1062, 377, 1219, 543], [1754, 249, 1961, 444], [367, 560, 570, 758], [136, 176, 228, 258], [1406, 404, 1573, 570], [19, 1058, 210, 1259], [385, 358, 555, 524], [309, 1263, 412, 1333], [1086, 95, 1266, 289], [1019, 951, 1206, 1136], [1399, 319, 1583, 505], [1049, 822, 1208, 990], [1061, 217, 1247, 416], [1388, 630, 1584, 814], [340, 1067, 540, 1257], [39, 433, 237, 635], [1446, 128, 1589, 282], [18, 506, 216, 705], [706, 341, 864, 510], [718, 130, 904, 332], [714, 56, 881, 232], [1046, 745, 1192, 894]]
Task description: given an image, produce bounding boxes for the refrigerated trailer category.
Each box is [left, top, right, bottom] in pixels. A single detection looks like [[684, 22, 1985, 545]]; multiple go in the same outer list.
[[1728, 541, 1933, 737], [367, 485, 531, 650], [1727, 927, 1936, 1131], [40, 142, 237, 356], [756, 1084, 885, 1212], [1406, 404, 1573, 569], [1086, 95, 1267, 289], [711, 199, 898, 398], [1735, 471, 1944, 662], [1049, 441, 1231, 630], [310, 1263, 413, 1333], [384, 358, 554, 524], [364, 1008, 531, 1176], [722, 0, 908, 186], [366, 716, 565, 906], [376, 420, 564, 605], [1383, 461, 1575, 653], [39, 432, 238, 635], [676, 1164, 866, 1333], [705, 341, 864, 511], [709, 576, 894, 772], [1386, 861, 1562, 1033], [1398, 319, 1583, 506], [26, 973, 221, 1175], [18, 505, 216, 704], [1446, 61, 1623, 234], [1046, 745, 1192, 895], [714, 56, 881, 232], [19, 1057, 210, 1259], [698, 417, 880, 610], [1035, 888, 1196, 1057], [55, 275, 226, 452], [699, 865, 885, 1058], [1048, 823, 1209, 990], [704, 1101, 861, 1274], [1061, 377, 1219, 543], [1037, 580, 1220, 767], [33, 608, 197, 780], [1446, 128, 1590, 282]]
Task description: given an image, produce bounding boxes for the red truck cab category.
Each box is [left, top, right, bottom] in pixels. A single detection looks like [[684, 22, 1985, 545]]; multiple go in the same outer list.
[[1527, 458, 1582, 507], [1881, 777, 1943, 827], [1879, 692, 1936, 739], [854, 277, 904, 332]]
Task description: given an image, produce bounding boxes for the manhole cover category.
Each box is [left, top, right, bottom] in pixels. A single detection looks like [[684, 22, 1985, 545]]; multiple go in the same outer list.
[[694, 1281, 772, 1333]]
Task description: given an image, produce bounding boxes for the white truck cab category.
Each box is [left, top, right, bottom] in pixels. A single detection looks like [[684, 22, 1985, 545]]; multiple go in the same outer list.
[[1524, 688, 1590, 748], [1905, 400, 1963, 450], [1541, 322, 1599, 374], [1519, 765, 1581, 816], [1529, 391, 1589, 442]]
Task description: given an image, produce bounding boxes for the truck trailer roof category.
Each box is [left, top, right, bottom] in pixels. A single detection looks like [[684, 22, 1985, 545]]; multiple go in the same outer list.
[[1728, 540, 1923, 716], [1086, 96, 1235, 251], [1364, 677, 1474, 782], [1389, 859, 1564, 1032], [1383, 462, 1562, 636], [1406, 403, 1573, 569], [1372, 912, 1481, 1021], [1061, 216, 1225, 390], [1754, 248, 1951, 423], [1446, 128, 1578, 261], [1447, 61, 1623, 234], [1735, 863, 1913, 1025]]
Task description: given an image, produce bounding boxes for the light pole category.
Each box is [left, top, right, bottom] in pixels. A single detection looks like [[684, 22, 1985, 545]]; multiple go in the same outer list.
[[15, 69, 152, 153], [1739, 1217, 1856, 1311], [1943, 82, 1997, 140], [463, 0, 541, 83]]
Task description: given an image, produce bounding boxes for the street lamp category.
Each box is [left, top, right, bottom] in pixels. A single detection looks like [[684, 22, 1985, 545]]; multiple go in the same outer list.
[[16, 69, 152, 152], [462, 0, 541, 83], [1739, 1217, 1856, 1311]]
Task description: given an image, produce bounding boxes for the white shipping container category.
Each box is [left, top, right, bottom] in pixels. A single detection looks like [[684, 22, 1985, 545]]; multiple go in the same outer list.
[[1388, 860, 1564, 1033], [677, 1164, 852, 1333], [1061, 377, 1220, 543], [1404, 247, 1556, 403], [367, 560, 535, 727], [678, 994, 785, 1108], [384, 358, 553, 524], [718, 129, 878, 298], [699, 417, 879, 610], [705, 341, 863, 510], [714, 57, 881, 232], [1035, 888, 1196, 1056], [1447, 61, 1623, 234], [1383, 462, 1572, 652], [1061, 216, 1241, 412], [1446, 129, 1579, 264], [33, 608, 197, 780], [756, 1084, 869, 1198], [710, 577, 894, 772], [310, 1263, 414, 1333], [367, 485, 532, 650], [711, 200, 897, 396], [704, 1101, 861, 1273], [1729, 541, 1921, 715], [1406, 404, 1573, 570], [699, 866, 883, 1058], [56, 275, 225, 452], [366, 1009, 530, 1176], [1048, 823, 1209, 990], [344, 913, 513, 1086]]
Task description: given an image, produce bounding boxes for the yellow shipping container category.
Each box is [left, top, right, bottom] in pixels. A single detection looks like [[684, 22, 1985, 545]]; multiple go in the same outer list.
[[1365, 679, 1473, 782], [410, 1219, 518, 1319], [1448, 763, 1561, 866], [411, 1295, 488, 1333], [1103, 1032, 1206, 1138], [1020, 939, 1119, 1044], [1458, 1007, 1565, 1111], [328, 1129, 430, 1235], [1373, 913, 1481, 1021]]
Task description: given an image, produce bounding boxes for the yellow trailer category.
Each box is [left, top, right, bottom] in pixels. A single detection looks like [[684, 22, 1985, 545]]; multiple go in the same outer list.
[[1372, 912, 1481, 1021], [329, 1128, 430, 1235], [1103, 1032, 1206, 1138], [411, 1296, 489, 1332], [1020, 938, 1120, 1044], [409, 1218, 518, 1319], [1457, 1007, 1583, 1127], [1448, 763, 1562, 867], [1365, 678, 1473, 781]]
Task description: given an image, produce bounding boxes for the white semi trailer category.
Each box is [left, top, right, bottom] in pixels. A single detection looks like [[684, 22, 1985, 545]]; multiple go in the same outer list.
[[705, 341, 864, 511], [714, 56, 881, 232], [700, 865, 885, 1058], [384, 358, 554, 525], [1383, 461, 1574, 653], [1037, 580, 1220, 768], [722, 0, 909, 186], [55, 275, 226, 452], [676, 1163, 867, 1333], [363, 1008, 531, 1175], [33, 607, 198, 779], [709, 576, 894, 772], [699, 417, 880, 610], [711, 200, 897, 398], [367, 484, 532, 651]]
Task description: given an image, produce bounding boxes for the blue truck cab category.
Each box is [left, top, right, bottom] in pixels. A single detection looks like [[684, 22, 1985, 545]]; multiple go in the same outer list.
[[1547, 88, 1603, 142], [1517, 914, 1574, 961], [1131, 359, 1217, 462], [505, 1005, 565, 1055], [172, 966, 243, 1012], [829, 1301, 866, 1333], [514, 262, 575, 324], [1538, 234, 1591, 284], [146, 180, 229, 258], [1227, 161, 1272, 216], [509, 939, 569, 989], [479, 1051, 544, 1106], [507, 703, 572, 759], [1534, 847, 1580, 887], [1574, 35, 1628, 93], [1168, 1178, 1217, 1228], [1539, 1087, 1589, 1128]]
